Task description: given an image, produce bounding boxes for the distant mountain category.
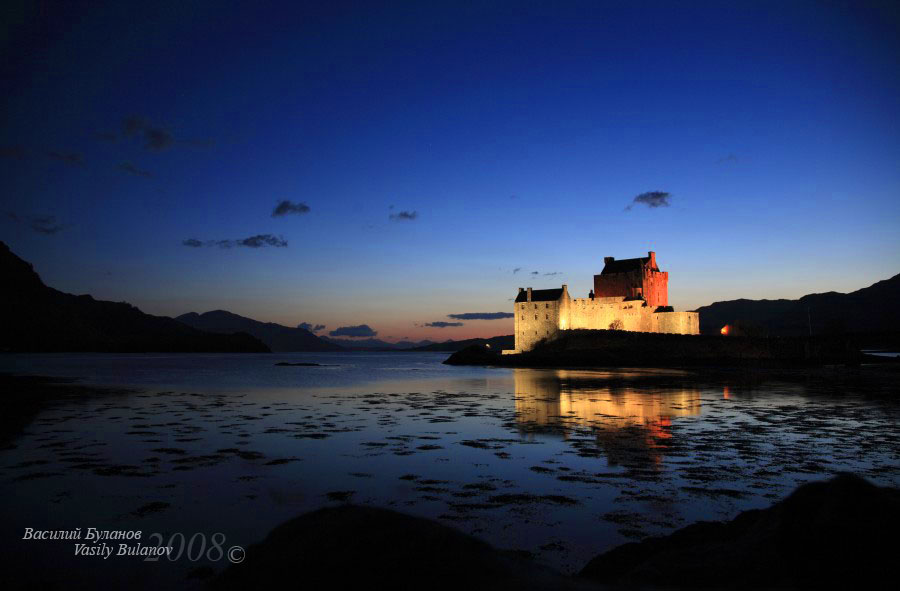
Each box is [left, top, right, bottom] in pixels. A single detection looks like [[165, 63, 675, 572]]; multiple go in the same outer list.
[[695, 273, 900, 336], [176, 310, 343, 352], [0, 242, 269, 353], [321, 337, 435, 351], [410, 335, 514, 352]]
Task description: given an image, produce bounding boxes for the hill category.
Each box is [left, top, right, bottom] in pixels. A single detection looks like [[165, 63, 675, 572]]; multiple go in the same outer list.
[[410, 335, 514, 352], [695, 273, 900, 337], [0, 242, 269, 353], [321, 337, 434, 351], [177, 310, 343, 352]]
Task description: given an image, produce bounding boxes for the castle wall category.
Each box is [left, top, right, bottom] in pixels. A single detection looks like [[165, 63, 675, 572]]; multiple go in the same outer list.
[[513, 298, 562, 353], [507, 295, 699, 353]]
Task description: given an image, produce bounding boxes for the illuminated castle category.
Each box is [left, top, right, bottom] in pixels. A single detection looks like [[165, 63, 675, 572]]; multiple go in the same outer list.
[[503, 251, 699, 354]]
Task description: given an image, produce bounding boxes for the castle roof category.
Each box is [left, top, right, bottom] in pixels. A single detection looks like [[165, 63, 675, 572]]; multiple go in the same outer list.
[[515, 288, 565, 303], [600, 256, 651, 275]]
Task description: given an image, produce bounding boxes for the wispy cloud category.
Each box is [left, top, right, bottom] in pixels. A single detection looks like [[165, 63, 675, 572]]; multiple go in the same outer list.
[[298, 322, 326, 333], [329, 324, 377, 337], [0, 146, 28, 160], [119, 162, 153, 177], [513, 267, 521, 274], [7, 212, 67, 235], [122, 116, 175, 151], [543, 271, 561, 276], [389, 210, 418, 221], [425, 321, 464, 328], [625, 191, 671, 211], [272, 200, 310, 217], [46, 151, 84, 166], [447, 312, 513, 320], [530, 271, 539, 275], [716, 153, 738, 164], [181, 234, 288, 249]]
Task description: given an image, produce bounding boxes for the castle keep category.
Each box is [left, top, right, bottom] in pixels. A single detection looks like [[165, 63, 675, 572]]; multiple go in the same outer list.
[[503, 252, 699, 354]]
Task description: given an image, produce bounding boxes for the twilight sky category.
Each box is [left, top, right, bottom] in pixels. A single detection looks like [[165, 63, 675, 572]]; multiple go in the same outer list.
[[2, 0, 899, 342]]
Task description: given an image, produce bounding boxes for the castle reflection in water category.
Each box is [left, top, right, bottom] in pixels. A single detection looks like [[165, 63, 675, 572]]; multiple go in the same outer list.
[[513, 369, 701, 469]]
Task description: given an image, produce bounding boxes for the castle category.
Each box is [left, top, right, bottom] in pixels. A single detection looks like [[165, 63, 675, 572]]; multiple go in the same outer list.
[[503, 251, 699, 354]]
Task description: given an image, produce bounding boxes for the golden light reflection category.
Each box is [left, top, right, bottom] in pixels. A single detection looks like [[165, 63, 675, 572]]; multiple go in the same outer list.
[[513, 369, 701, 468]]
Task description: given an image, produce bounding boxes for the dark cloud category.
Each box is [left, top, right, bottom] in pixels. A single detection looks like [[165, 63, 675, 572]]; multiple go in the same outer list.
[[0, 146, 28, 159], [530, 271, 539, 275], [625, 191, 671, 211], [447, 312, 513, 320], [329, 324, 377, 338], [425, 321, 464, 328], [272, 200, 311, 217], [513, 267, 521, 274], [716, 153, 738, 164], [389, 210, 418, 221], [181, 234, 288, 249], [119, 162, 153, 177], [298, 322, 326, 333], [8, 213, 67, 235], [121, 116, 175, 151], [543, 271, 561, 276]]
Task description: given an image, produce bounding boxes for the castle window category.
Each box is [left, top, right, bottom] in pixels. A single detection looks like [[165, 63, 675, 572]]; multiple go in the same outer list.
[[534, 315, 538, 320], [545, 304, 548, 308], [545, 314, 549, 320]]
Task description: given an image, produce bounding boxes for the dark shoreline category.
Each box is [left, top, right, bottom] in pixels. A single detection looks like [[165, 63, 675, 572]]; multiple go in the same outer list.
[[444, 329, 900, 370]]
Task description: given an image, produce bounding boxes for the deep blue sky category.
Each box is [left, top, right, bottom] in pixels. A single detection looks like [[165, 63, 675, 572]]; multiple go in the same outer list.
[[2, 0, 899, 341]]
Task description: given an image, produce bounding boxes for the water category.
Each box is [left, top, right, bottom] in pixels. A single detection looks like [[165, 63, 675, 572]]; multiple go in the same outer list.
[[1, 352, 898, 588]]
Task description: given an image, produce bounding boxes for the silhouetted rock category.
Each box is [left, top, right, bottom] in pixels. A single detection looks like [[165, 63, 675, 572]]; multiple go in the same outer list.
[[177, 310, 342, 352], [580, 473, 900, 589], [213, 505, 588, 591], [695, 273, 900, 337], [412, 335, 514, 352], [0, 242, 269, 353], [443, 344, 504, 365]]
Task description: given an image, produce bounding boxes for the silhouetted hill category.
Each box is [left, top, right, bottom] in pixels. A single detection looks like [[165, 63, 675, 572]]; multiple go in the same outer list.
[[177, 310, 343, 352], [410, 335, 514, 352], [0, 242, 269, 353], [695, 274, 900, 337], [321, 337, 434, 351]]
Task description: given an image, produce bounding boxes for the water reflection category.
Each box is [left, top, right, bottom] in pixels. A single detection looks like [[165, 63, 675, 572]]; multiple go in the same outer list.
[[513, 369, 701, 468]]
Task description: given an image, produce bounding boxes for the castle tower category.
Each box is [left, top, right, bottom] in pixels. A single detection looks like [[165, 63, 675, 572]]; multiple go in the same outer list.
[[594, 251, 669, 307]]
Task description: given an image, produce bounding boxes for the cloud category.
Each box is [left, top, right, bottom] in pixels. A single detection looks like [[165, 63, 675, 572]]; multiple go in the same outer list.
[[530, 271, 539, 275], [298, 322, 326, 333], [543, 271, 561, 276], [181, 234, 288, 249], [7, 213, 67, 235], [272, 200, 311, 217], [0, 146, 28, 160], [447, 312, 513, 320], [425, 321, 464, 328], [513, 267, 521, 274], [46, 151, 84, 166], [121, 116, 175, 151], [625, 191, 671, 211], [389, 210, 418, 221], [716, 153, 738, 164], [119, 162, 153, 177], [329, 324, 377, 338]]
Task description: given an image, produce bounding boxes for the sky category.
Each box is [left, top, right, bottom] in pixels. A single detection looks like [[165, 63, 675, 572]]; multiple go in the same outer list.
[[2, 0, 899, 342]]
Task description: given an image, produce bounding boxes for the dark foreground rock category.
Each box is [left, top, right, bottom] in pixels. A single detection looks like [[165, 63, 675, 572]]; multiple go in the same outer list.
[[580, 473, 900, 589], [213, 505, 591, 591]]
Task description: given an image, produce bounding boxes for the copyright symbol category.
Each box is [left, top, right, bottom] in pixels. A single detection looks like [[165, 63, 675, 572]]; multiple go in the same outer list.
[[227, 546, 245, 564]]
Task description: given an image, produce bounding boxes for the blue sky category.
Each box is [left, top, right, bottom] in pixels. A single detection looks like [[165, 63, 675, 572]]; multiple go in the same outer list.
[[2, 0, 898, 341]]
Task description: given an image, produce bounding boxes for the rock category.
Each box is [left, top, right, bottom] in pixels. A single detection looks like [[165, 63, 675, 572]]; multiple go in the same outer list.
[[213, 505, 589, 590], [579, 473, 900, 589]]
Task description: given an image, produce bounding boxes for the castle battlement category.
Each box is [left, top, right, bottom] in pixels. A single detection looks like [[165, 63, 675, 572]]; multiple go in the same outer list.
[[503, 252, 699, 354]]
